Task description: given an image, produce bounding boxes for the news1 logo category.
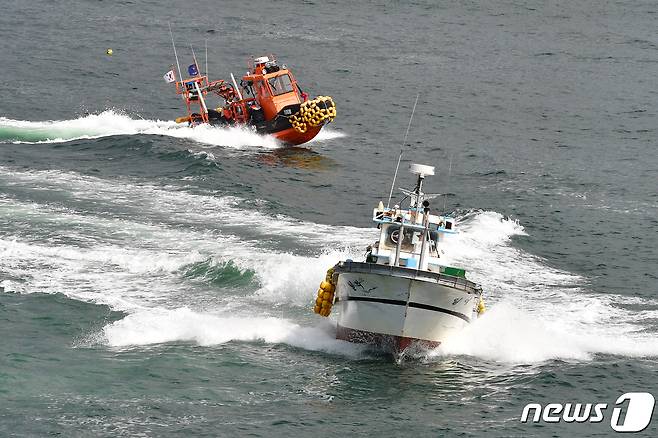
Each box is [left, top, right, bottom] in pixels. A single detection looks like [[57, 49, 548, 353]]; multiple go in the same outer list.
[[521, 392, 655, 432]]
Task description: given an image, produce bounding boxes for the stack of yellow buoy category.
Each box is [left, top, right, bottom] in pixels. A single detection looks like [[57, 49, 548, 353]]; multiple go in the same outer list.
[[313, 267, 336, 317], [290, 96, 337, 134]]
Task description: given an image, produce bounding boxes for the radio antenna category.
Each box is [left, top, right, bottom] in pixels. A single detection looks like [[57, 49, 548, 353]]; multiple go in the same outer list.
[[386, 94, 420, 208]]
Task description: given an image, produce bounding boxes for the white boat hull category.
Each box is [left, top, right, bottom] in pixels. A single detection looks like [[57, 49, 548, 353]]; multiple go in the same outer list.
[[332, 261, 480, 353]]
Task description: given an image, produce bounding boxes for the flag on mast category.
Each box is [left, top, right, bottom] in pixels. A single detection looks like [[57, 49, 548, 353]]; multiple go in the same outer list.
[[163, 69, 176, 83]]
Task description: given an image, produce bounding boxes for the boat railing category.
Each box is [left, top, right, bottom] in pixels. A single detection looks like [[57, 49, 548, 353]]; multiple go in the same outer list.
[[335, 261, 481, 295]]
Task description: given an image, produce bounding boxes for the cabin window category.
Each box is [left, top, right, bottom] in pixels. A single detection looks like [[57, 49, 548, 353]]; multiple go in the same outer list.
[[242, 81, 254, 97], [267, 74, 294, 96]]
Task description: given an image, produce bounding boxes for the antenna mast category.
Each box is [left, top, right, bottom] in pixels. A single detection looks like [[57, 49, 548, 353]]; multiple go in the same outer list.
[[386, 94, 420, 208]]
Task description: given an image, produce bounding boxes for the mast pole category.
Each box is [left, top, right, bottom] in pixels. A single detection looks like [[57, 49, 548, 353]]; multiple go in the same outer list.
[[418, 207, 430, 271], [442, 153, 453, 214], [393, 223, 404, 267], [190, 44, 200, 77], [168, 23, 183, 87], [386, 94, 419, 209], [194, 83, 209, 123], [415, 174, 425, 208], [231, 73, 243, 100], [188, 44, 209, 121]]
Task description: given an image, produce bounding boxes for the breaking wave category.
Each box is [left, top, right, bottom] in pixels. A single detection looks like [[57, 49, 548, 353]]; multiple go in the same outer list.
[[100, 307, 366, 357]]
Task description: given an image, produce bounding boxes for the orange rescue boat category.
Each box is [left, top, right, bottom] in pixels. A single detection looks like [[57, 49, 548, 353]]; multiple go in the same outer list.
[[166, 56, 336, 145]]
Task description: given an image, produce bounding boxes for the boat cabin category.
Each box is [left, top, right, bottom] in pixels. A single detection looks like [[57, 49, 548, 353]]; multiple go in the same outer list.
[[172, 55, 308, 126], [366, 164, 464, 277], [240, 56, 307, 121]]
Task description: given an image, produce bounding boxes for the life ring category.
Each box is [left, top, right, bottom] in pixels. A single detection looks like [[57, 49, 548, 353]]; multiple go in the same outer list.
[[388, 227, 402, 245]]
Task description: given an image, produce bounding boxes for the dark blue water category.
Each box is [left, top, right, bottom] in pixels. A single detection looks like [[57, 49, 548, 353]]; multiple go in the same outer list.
[[1, 1, 657, 436]]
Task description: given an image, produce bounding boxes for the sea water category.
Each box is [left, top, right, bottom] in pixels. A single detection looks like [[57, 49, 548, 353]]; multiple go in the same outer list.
[[1, 1, 657, 436]]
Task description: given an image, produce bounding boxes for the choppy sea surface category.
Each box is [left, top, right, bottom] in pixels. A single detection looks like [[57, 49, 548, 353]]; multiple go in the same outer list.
[[1, 1, 657, 436]]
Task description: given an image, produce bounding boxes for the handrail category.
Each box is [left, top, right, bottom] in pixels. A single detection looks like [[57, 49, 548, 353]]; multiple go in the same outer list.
[[334, 261, 481, 295]]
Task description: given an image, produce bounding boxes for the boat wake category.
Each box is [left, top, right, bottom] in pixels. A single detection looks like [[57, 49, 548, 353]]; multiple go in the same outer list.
[[98, 307, 366, 357], [0, 110, 287, 149], [1, 167, 657, 363], [430, 211, 658, 363], [434, 300, 658, 364], [310, 128, 346, 143]]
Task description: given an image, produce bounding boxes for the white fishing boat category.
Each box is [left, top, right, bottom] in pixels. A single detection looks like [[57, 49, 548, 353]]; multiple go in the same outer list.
[[313, 163, 485, 355]]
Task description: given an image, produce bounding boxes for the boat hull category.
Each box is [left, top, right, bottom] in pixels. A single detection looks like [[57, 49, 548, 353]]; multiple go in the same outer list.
[[205, 116, 323, 146], [332, 261, 480, 354], [270, 125, 322, 145], [336, 324, 440, 354]]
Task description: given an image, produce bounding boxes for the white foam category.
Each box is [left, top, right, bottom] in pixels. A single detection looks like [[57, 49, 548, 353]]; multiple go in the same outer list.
[[0, 235, 212, 311], [241, 248, 362, 306], [101, 307, 365, 357], [422, 211, 658, 364], [433, 301, 658, 363], [0, 168, 370, 312], [0, 110, 280, 149], [309, 128, 346, 142], [440, 211, 581, 302], [0, 166, 372, 248], [150, 123, 281, 149]]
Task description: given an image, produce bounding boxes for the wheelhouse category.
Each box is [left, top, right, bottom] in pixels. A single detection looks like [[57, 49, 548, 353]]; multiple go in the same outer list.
[[242, 57, 305, 120], [365, 164, 465, 278]]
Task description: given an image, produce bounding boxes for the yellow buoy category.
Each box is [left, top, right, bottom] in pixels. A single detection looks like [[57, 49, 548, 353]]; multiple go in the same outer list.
[[106, 48, 113, 56], [313, 266, 339, 316], [477, 297, 486, 316]]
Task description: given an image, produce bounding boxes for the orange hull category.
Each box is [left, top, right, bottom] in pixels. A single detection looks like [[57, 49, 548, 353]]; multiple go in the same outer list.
[[271, 125, 322, 146]]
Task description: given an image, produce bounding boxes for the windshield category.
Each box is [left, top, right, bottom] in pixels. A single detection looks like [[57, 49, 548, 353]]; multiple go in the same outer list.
[[267, 74, 294, 96]]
